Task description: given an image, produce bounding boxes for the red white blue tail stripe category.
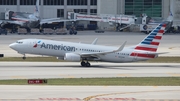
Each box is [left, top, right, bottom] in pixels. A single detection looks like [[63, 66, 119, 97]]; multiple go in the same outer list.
[[135, 23, 166, 52], [130, 23, 166, 59]]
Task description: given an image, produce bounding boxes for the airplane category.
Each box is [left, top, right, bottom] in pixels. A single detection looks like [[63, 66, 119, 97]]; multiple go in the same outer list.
[[9, 22, 168, 67], [148, 11, 173, 25], [0, 0, 70, 30]]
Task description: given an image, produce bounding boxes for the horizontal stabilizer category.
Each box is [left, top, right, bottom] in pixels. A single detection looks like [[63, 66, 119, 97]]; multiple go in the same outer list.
[[147, 52, 169, 55]]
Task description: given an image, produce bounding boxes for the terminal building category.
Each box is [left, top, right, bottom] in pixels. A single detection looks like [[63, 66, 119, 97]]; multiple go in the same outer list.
[[0, 0, 179, 28]]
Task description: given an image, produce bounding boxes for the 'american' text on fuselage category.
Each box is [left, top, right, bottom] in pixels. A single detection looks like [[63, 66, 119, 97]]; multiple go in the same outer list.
[[40, 43, 75, 51]]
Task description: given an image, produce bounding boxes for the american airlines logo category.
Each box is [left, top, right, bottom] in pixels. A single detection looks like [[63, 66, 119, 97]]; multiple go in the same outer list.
[[40, 42, 75, 51], [35, 5, 39, 12], [33, 41, 41, 48]]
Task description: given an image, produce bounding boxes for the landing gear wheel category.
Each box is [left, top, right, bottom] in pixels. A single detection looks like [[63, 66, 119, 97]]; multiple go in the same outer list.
[[74, 31, 77, 35], [81, 61, 86, 67], [86, 62, 91, 67], [81, 61, 91, 67], [22, 57, 26, 60], [22, 54, 26, 60]]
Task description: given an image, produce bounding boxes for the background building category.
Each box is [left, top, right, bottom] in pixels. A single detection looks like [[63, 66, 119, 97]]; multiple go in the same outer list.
[[0, 0, 177, 27], [170, 0, 180, 26]]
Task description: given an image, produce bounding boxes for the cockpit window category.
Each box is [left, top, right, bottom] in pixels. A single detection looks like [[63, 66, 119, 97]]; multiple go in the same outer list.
[[16, 41, 23, 44]]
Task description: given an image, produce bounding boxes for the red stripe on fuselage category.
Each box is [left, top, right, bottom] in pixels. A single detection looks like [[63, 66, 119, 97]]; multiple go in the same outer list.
[[135, 46, 157, 52], [130, 52, 156, 58]]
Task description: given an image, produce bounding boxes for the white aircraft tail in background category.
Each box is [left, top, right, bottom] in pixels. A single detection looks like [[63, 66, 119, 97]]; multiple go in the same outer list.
[[167, 11, 173, 22], [1, 0, 70, 28], [9, 23, 168, 67], [33, 0, 40, 18]]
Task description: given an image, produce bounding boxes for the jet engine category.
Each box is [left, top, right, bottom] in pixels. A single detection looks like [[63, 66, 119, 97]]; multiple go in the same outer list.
[[64, 53, 81, 62], [56, 57, 64, 60]]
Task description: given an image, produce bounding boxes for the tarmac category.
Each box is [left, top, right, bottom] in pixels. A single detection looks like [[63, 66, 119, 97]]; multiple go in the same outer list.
[[0, 62, 180, 80], [0, 31, 180, 101]]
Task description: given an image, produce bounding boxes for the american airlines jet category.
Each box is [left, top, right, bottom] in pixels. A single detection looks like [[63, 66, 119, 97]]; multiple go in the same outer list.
[[9, 23, 168, 67]]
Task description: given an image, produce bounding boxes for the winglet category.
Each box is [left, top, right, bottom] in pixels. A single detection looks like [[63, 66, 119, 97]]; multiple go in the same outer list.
[[113, 41, 127, 52], [91, 38, 98, 45]]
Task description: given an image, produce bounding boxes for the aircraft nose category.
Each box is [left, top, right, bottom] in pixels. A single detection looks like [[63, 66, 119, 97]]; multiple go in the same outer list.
[[9, 43, 16, 49]]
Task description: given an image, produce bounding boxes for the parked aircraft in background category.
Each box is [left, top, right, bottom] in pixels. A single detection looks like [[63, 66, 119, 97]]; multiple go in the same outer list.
[[9, 22, 168, 67], [0, 0, 69, 29], [140, 11, 173, 34]]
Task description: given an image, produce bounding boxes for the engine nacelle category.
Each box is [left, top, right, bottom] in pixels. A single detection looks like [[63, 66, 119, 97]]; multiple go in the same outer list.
[[64, 53, 81, 62], [56, 57, 64, 60]]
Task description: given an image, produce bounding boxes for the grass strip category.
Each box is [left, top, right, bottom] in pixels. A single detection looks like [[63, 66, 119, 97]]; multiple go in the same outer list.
[[0, 77, 180, 86], [0, 57, 60, 62], [0, 57, 180, 63]]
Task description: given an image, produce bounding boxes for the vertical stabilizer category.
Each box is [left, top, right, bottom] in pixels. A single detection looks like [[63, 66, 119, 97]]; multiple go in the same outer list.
[[34, 0, 39, 17], [167, 11, 173, 22], [134, 23, 167, 52]]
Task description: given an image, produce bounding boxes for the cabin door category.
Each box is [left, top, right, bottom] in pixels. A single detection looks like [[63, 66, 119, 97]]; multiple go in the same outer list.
[[133, 52, 138, 61]]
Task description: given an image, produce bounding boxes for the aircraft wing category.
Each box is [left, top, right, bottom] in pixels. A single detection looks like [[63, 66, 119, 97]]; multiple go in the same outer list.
[[5, 20, 25, 26], [78, 41, 127, 58], [40, 18, 72, 24], [0, 20, 25, 26]]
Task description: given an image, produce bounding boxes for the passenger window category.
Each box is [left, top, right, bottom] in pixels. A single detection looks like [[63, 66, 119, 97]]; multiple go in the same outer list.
[[16, 41, 23, 44]]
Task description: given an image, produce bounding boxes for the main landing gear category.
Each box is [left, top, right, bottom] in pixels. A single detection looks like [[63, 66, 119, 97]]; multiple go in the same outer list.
[[22, 54, 26, 60], [81, 61, 91, 67]]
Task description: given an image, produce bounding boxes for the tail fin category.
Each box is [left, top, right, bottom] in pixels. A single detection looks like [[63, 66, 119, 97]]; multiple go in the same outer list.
[[167, 11, 173, 22], [34, 0, 39, 17], [135, 23, 166, 52]]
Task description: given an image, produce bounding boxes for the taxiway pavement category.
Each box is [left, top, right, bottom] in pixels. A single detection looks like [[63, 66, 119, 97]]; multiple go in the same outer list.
[[0, 62, 180, 80], [0, 85, 179, 100], [0, 32, 180, 101]]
